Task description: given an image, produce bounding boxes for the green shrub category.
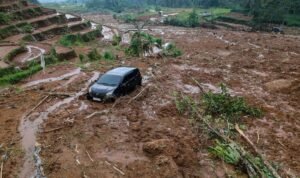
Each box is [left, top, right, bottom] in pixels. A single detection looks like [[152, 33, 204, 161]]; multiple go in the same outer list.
[[103, 51, 115, 61], [119, 14, 137, 23], [163, 43, 182, 57], [45, 47, 59, 64], [79, 53, 86, 63], [0, 12, 12, 25], [126, 32, 162, 57], [165, 10, 200, 28], [59, 34, 83, 47], [112, 35, 121, 46], [202, 84, 262, 121], [81, 29, 101, 42], [0, 25, 18, 40], [0, 66, 19, 78], [0, 64, 42, 86], [20, 24, 34, 33], [60, 30, 101, 47], [87, 48, 101, 61], [209, 140, 241, 165], [174, 92, 197, 118]]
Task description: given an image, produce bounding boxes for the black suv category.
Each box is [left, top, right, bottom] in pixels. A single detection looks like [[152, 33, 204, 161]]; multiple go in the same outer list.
[[88, 67, 142, 102]]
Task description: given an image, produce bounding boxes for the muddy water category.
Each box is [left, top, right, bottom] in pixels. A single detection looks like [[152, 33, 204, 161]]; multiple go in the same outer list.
[[19, 72, 100, 178], [22, 68, 81, 88], [22, 45, 46, 63]]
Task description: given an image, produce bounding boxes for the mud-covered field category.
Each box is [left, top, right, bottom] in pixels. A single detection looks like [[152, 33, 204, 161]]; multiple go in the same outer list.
[[0, 14, 299, 178]]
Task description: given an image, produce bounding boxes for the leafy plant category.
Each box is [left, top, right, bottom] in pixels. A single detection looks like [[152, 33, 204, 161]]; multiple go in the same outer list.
[[126, 32, 162, 57], [0, 12, 12, 25], [112, 35, 122, 46], [174, 92, 198, 119], [59, 34, 83, 47], [79, 53, 86, 63], [103, 51, 115, 61], [202, 84, 262, 122], [87, 48, 101, 61], [0, 64, 42, 86], [210, 140, 276, 178], [20, 24, 34, 33], [209, 140, 241, 165], [164, 9, 200, 28], [163, 43, 182, 57], [59, 30, 101, 47]]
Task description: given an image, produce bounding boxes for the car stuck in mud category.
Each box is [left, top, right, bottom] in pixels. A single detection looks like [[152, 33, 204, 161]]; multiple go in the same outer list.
[[87, 67, 142, 102]]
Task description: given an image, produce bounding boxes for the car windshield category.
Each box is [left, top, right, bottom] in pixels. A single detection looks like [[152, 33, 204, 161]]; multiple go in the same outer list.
[[97, 74, 122, 86]]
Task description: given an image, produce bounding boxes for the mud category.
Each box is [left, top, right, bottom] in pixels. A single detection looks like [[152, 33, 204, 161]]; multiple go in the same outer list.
[[0, 13, 299, 178]]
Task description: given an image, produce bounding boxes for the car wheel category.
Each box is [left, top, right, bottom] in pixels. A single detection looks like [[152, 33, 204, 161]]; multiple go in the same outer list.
[[86, 93, 92, 100]]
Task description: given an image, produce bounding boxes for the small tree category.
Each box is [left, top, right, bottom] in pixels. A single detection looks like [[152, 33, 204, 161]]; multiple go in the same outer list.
[[188, 9, 200, 27]]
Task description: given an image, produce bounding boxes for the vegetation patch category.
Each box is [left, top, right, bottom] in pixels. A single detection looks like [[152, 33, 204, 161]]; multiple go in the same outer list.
[[0, 66, 20, 78], [112, 35, 122, 46], [126, 32, 162, 57], [59, 30, 101, 47], [202, 84, 262, 122], [103, 51, 116, 60], [163, 43, 182, 57], [173, 83, 278, 178], [209, 140, 276, 178], [0, 12, 12, 25], [0, 48, 60, 86], [165, 9, 200, 27], [87, 48, 102, 61], [59, 34, 84, 47], [0, 63, 42, 86]]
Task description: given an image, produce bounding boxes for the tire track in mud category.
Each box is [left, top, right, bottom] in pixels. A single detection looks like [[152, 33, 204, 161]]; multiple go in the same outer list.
[[18, 71, 99, 178]]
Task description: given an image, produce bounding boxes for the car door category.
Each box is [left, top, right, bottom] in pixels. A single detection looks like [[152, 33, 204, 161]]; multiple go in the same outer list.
[[121, 74, 130, 95]]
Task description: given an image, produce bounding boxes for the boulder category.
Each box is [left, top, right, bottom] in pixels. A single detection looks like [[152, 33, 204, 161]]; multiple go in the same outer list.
[[143, 139, 176, 157]]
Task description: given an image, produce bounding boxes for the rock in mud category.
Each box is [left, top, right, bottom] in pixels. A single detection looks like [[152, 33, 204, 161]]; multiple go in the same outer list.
[[143, 139, 176, 157], [265, 79, 294, 92], [154, 155, 181, 178]]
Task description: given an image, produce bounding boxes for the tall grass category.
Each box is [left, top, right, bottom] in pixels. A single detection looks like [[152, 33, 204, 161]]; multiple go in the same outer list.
[[0, 64, 42, 86]]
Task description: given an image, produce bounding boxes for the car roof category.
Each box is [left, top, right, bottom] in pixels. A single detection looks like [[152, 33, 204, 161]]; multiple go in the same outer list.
[[106, 67, 137, 76]]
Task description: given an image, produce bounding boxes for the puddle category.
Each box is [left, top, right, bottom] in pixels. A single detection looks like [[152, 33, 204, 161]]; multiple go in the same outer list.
[[19, 72, 99, 178], [23, 68, 81, 88]]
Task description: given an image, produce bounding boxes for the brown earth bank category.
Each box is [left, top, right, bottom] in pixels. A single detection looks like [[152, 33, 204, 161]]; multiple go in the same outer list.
[[0, 14, 300, 178]]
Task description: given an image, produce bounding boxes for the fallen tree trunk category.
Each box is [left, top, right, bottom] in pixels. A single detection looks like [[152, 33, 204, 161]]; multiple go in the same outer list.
[[235, 124, 281, 178], [195, 111, 281, 178]]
